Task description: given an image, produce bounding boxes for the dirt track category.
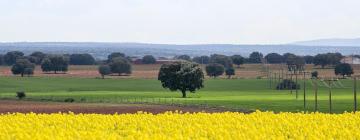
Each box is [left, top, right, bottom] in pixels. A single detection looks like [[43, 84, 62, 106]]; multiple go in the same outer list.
[[0, 100, 231, 114]]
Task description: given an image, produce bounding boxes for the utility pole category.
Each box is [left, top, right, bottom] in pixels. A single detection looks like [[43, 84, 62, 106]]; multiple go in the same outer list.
[[314, 79, 318, 112], [303, 71, 310, 110], [269, 71, 272, 89], [274, 73, 277, 89], [295, 72, 298, 99], [323, 78, 338, 114], [355, 77, 357, 112], [278, 70, 281, 85], [354, 76, 359, 112], [290, 74, 293, 94]]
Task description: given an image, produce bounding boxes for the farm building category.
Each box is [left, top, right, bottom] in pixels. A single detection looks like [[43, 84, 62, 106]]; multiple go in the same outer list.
[[341, 56, 360, 64]]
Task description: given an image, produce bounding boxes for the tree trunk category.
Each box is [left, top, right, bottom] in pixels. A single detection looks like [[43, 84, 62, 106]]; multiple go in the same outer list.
[[228, 75, 231, 79], [21, 73, 24, 77], [181, 90, 186, 98], [102, 75, 104, 79], [54, 71, 57, 74]]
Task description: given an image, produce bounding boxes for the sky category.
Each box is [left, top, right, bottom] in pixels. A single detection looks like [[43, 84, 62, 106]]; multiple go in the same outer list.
[[0, 0, 360, 44]]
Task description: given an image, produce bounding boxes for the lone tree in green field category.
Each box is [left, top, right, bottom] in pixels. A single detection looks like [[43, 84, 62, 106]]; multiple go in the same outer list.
[[11, 59, 35, 77], [205, 63, 224, 78], [225, 67, 235, 79], [41, 55, 69, 74], [158, 61, 204, 98], [98, 65, 112, 79], [109, 57, 132, 76], [335, 63, 353, 78]]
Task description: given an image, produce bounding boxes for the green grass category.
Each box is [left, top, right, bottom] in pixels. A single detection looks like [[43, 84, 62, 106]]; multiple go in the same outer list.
[[0, 76, 358, 113]]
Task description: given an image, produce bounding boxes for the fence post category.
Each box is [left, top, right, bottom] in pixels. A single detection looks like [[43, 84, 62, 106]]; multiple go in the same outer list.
[[354, 77, 357, 112]]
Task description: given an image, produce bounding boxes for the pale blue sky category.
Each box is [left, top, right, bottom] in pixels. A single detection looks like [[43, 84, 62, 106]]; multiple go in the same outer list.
[[0, 0, 359, 44]]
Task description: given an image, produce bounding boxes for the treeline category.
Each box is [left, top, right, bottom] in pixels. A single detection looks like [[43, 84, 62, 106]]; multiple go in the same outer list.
[[0, 51, 96, 66], [177, 52, 353, 78], [185, 52, 346, 67], [1, 50, 355, 78]]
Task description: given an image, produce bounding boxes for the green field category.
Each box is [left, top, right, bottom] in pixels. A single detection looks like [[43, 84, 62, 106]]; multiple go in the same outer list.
[[0, 77, 358, 113]]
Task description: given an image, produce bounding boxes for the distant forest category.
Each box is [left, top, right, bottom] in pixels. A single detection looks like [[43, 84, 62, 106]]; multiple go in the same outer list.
[[0, 42, 359, 60]]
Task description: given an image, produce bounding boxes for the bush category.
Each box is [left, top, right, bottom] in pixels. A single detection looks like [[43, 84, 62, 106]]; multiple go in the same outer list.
[[64, 98, 75, 103], [205, 63, 225, 78], [142, 55, 156, 64], [98, 65, 112, 79], [311, 71, 318, 79], [16, 91, 26, 99], [276, 79, 300, 90]]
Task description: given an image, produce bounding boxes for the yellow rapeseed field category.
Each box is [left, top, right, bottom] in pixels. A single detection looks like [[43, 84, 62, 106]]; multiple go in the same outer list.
[[0, 111, 359, 140]]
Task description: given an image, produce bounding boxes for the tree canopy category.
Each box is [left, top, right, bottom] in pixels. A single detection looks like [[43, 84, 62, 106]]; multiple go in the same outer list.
[[158, 61, 204, 98], [314, 53, 343, 68], [98, 65, 112, 79], [231, 55, 244, 67], [142, 55, 157, 64], [109, 57, 132, 75], [265, 53, 284, 64], [30, 51, 46, 64], [41, 55, 69, 74], [335, 63, 353, 78], [210, 54, 233, 68], [69, 54, 95, 65], [192, 56, 210, 64], [107, 52, 126, 62], [225, 67, 235, 79], [4, 51, 24, 65], [11, 59, 35, 77], [205, 63, 225, 78], [248, 52, 263, 63]]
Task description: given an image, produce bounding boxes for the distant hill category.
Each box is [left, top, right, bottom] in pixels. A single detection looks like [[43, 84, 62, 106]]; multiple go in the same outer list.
[[292, 38, 360, 46], [0, 42, 359, 59]]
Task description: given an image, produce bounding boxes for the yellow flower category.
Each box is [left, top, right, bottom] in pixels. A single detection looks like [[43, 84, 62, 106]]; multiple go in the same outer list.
[[0, 111, 359, 139]]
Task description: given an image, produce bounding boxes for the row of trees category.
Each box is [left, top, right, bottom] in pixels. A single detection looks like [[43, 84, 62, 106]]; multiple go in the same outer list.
[[0, 50, 347, 67], [10, 52, 133, 77], [181, 52, 345, 68], [0, 51, 96, 66], [11, 55, 69, 77]]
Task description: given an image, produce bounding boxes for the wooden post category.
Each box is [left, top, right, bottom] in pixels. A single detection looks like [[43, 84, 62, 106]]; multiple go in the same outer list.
[[274, 73, 277, 89], [315, 80, 318, 111], [296, 73, 298, 99], [278, 70, 281, 84], [354, 77, 357, 112], [329, 81, 332, 114], [290, 74, 293, 94], [269, 71, 272, 89], [303, 72, 306, 110]]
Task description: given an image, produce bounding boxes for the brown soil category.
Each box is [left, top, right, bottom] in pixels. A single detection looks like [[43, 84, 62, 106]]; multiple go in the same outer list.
[[0, 64, 359, 79], [0, 100, 233, 114]]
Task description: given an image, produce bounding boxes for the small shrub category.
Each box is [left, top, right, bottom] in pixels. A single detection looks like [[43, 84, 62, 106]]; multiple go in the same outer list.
[[276, 79, 300, 90], [80, 98, 86, 102], [16, 91, 26, 99], [64, 98, 75, 103], [311, 71, 318, 79]]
